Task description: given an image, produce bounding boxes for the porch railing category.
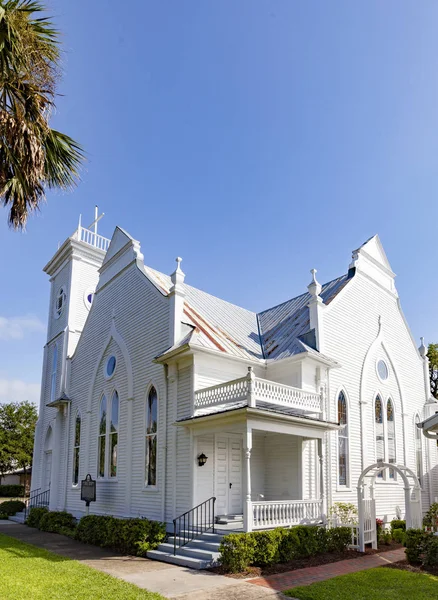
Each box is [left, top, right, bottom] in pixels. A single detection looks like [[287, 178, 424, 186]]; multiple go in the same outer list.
[[24, 489, 50, 518], [173, 497, 216, 555], [194, 371, 322, 416], [252, 500, 323, 529]]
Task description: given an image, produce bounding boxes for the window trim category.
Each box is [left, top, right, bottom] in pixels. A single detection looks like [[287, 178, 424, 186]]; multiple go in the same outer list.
[[144, 383, 159, 490], [373, 393, 397, 482], [97, 389, 120, 481], [72, 410, 81, 487], [414, 413, 423, 484], [54, 286, 67, 319], [335, 387, 351, 490], [104, 356, 117, 380]]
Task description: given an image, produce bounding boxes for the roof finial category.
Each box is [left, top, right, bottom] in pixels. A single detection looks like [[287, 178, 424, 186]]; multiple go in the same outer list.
[[171, 256, 185, 287], [419, 336, 427, 358], [308, 268, 322, 298]]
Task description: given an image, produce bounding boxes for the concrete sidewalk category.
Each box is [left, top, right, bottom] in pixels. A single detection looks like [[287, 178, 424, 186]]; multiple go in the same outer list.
[[0, 522, 284, 599]]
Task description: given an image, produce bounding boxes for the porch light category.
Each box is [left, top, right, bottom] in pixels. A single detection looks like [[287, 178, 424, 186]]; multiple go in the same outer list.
[[197, 453, 208, 467]]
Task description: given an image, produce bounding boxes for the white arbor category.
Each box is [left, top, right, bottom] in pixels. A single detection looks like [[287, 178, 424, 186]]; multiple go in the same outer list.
[[357, 462, 422, 552]]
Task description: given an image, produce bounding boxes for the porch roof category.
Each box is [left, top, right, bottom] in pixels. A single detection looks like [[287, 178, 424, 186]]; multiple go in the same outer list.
[[175, 405, 340, 438]]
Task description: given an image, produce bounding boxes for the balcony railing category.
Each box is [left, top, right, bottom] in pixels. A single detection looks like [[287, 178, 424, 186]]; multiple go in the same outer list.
[[74, 225, 110, 252], [252, 499, 323, 529], [194, 369, 322, 416]]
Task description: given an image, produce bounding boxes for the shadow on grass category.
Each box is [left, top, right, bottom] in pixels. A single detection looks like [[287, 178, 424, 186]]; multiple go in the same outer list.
[[0, 534, 71, 562]]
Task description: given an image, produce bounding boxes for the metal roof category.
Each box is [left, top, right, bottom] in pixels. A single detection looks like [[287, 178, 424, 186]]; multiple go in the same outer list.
[[145, 265, 353, 363]]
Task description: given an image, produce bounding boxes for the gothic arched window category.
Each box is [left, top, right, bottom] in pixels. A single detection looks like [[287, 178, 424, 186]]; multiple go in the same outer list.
[[145, 386, 158, 487], [98, 395, 107, 478], [375, 396, 384, 478], [387, 399, 396, 478], [72, 411, 81, 485], [338, 391, 349, 486]]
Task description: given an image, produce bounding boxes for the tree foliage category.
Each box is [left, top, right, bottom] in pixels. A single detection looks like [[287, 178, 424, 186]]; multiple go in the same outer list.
[[0, 1, 83, 229], [427, 343, 438, 400], [0, 400, 38, 477]]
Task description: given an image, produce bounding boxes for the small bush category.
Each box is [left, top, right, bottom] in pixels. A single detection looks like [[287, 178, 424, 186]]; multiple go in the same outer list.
[[0, 500, 25, 516], [57, 527, 77, 539], [423, 503, 438, 529], [390, 519, 406, 533], [25, 507, 49, 528], [0, 513, 9, 520], [74, 514, 166, 557], [328, 502, 358, 526], [219, 533, 256, 573], [0, 484, 24, 497], [278, 527, 302, 562], [39, 511, 76, 534], [405, 529, 426, 565], [392, 528, 405, 544], [251, 529, 283, 566], [423, 536, 438, 569], [380, 531, 392, 546], [326, 527, 352, 552]]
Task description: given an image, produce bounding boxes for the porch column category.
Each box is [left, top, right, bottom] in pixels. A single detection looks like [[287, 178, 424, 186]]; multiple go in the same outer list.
[[317, 437, 327, 522], [243, 427, 253, 532]]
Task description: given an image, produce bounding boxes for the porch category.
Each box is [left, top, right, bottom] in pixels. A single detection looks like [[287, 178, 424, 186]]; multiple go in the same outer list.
[[182, 403, 336, 532]]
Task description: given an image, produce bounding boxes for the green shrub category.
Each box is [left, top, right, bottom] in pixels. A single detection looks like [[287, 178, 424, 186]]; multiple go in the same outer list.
[[0, 500, 25, 516], [328, 502, 358, 525], [39, 511, 76, 534], [423, 503, 438, 529], [57, 526, 77, 539], [392, 528, 405, 544], [423, 536, 438, 569], [278, 527, 302, 562], [405, 529, 426, 565], [0, 484, 24, 497], [25, 506, 49, 528], [251, 529, 283, 566], [219, 533, 256, 573], [74, 514, 166, 557], [380, 531, 392, 546], [0, 513, 9, 520], [326, 527, 352, 553], [292, 526, 321, 558], [390, 519, 406, 533]]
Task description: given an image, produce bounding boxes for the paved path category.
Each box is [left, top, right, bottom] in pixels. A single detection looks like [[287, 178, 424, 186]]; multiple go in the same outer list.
[[0, 522, 284, 599], [248, 547, 406, 592]]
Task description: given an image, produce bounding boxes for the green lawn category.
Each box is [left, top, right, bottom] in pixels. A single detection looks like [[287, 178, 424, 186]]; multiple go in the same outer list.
[[285, 567, 438, 599], [0, 533, 164, 600]]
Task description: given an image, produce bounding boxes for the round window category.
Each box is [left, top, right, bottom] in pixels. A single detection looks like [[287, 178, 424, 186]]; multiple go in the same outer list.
[[84, 288, 95, 310], [377, 359, 389, 381], [54, 286, 67, 319], [105, 356, 116, 378]]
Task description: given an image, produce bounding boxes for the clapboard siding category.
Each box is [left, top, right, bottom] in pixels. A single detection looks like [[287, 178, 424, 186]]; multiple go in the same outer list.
[[175, 366, 193, 516]]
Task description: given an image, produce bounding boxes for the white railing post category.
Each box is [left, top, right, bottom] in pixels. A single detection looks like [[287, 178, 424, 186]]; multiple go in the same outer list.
[[244, 427, 253, 532], [247, 367, 256, 407]]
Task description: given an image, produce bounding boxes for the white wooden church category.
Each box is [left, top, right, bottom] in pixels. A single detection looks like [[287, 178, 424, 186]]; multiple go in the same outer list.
[[31, 214, 438, 564]]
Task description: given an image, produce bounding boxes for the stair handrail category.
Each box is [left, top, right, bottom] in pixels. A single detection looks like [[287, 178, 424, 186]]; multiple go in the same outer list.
[[172, 496, 216, 556], [24, 488, 50, 517]]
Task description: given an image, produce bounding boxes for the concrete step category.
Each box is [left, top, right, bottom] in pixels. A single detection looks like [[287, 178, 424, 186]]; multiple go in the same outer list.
[[156, 542, 219, 562], [172, 530, 225, 544], [146, 549, 210, 570], [167, 538, 221, 552], [9, 512, 26, 524]]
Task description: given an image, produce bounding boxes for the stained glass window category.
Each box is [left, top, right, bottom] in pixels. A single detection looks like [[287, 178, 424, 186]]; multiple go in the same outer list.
[[375, 396, 384, 477], [145, 387, 158, 486], [72, 412, 81, 485], [387, 399, 395, 478], [338, 391, 348, 486], [98, 395, 107, 478]]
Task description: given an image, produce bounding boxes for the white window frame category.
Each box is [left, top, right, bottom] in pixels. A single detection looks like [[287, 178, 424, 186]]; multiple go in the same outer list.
[[50, 344, 58, 404], [72, 410, 81, 486], [336, 389, 350, 489], [374, 393, 397, 482], [54, 286, 67, 319], [97, 390, 119, 480], [144, 385, 158, 490]]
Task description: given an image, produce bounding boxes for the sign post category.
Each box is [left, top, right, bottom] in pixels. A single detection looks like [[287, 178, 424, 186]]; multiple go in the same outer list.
[[81, 474, 96, 515]]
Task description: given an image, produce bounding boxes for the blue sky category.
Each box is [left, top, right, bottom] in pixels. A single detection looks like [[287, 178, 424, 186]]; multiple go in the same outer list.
[[1, 1, 438, 404]]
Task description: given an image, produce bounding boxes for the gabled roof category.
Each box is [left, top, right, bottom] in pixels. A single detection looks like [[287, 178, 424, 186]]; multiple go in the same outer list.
[[146, 264, 352, 363]]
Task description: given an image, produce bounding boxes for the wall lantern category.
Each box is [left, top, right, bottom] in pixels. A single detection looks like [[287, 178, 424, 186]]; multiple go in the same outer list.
[[198, 453, 208, 467]]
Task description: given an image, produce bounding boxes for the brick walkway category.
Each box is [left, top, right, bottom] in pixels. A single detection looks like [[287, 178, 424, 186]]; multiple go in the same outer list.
[[248, 547, 405, 592]]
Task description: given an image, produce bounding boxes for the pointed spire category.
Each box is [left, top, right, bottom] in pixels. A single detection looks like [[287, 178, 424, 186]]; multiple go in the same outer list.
[[171, 257, 185, 287], [308, 268, 322, 298], [419, 336, 427, 358]]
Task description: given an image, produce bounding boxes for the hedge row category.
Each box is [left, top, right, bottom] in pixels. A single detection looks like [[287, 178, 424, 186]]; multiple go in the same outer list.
[[405, 529, 438, 568], [219, 525, 352, 573], [25, 508, 166, 557], [0, 485, 25, 498], [0, 500, 25, 519]]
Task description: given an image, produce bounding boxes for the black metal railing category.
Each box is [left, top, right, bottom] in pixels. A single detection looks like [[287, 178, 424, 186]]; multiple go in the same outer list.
[[173, 496, 216, 555], [24, 489, 50, 517]]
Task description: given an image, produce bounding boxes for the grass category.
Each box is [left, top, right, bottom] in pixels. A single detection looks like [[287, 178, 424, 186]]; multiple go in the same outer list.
[[0, 533, 164, 600], [284, 567, 438, 599]]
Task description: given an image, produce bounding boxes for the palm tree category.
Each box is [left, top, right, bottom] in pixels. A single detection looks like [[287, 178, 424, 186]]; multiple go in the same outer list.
[[0, 1, 83, 229]]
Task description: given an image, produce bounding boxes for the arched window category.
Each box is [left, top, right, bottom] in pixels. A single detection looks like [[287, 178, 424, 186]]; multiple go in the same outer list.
[[145, 386, 158, 487], [110, 391, 119, 478], [50, 344, 58, 404], [338, 391, 349, 486], [387, 399, 396, 478], [415, 415, 423, 484], [98, 395, 107, 478], [375, 396, 384, 478], [72, 411, 81, 485]]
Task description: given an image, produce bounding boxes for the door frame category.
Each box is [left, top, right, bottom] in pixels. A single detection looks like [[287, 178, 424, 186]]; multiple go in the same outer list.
[[214, 433, 243, 515]]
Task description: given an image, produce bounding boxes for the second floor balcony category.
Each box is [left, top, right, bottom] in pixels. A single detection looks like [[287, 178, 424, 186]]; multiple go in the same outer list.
[[194, 367, 323, 418]]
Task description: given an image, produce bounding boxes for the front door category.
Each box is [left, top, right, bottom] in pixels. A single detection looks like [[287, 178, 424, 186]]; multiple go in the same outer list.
[[215, 436, 242, 515]]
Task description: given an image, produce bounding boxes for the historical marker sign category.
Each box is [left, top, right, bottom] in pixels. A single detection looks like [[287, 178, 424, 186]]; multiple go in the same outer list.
[[81, 474, 96, 506]]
